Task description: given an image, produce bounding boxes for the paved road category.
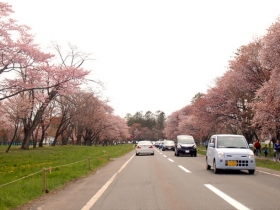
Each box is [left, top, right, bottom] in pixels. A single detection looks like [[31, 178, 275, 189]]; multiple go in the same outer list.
[[18, 149, 280, 210]]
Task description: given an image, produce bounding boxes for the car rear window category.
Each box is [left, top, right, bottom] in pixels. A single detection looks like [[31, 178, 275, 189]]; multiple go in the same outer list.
[[138, 141, 152, 145], [165, 140, 174, 144]]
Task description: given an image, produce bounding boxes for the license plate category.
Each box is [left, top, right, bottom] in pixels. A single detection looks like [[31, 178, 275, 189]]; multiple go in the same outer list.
[[228, 160, 237, 166], [185, 150, 189, 153]]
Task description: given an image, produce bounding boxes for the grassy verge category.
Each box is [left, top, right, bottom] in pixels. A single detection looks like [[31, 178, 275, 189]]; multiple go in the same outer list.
[[0, 144, 134, 210], [197, 146, 280, 171]]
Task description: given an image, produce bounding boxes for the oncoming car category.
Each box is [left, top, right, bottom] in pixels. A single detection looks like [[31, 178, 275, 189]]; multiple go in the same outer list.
[[174, 135, 197, 157], [136, 141, 154, 156], [206, 134, 255, 174]]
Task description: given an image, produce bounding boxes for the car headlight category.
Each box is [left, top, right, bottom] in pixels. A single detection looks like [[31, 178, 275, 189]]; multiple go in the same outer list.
[[217, 151, 224, 158], [248, 150, 254, 158], [177, 144, 181, 148], [193, 144, 197, 149]]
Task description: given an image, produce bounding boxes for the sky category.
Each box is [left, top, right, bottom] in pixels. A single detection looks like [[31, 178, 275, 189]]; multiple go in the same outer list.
[[7, 0, 280, 118]]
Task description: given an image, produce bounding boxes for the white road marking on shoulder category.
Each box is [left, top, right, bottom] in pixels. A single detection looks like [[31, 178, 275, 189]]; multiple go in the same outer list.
[[163, 155, 167, 157], [81, 154, 135, 210], [257, 170, 280, 177], [178, 165, 191, 173], [168, 158, 174, 162], [205, 184, 250, 210]]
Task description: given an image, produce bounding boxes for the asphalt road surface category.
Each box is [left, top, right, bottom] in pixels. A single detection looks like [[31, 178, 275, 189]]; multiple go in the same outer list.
[[19, 148, 280, 210]]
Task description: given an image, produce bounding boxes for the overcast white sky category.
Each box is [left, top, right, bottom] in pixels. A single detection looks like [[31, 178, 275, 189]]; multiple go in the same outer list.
[[7, 0, 280, 118]]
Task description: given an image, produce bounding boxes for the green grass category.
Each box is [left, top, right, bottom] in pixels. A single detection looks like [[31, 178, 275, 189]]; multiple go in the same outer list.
[[0, 144, 134, 210], [197, 145, 280, 171], [255, 159, 280, 170]]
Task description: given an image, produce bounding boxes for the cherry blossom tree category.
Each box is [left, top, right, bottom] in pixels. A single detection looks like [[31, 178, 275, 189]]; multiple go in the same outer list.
[[252, 17, 280, 141], [0, 2, 53, 100], [17, 44, 90, 149]]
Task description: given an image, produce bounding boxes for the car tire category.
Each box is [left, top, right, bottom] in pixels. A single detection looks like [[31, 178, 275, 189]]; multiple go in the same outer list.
[[248, 170, 255, 174], [194, 153, 197, 157], [206, 158, 211, 170], [136, 153, 139, 156], [213, 160, 219, 174]]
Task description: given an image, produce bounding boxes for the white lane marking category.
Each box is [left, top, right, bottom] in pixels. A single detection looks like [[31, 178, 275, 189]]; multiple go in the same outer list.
[[160, 153, 162, 154], [258, 170, 280, 177], [178, 165, 191, 173], [168, 158, 174, 162], [163, 155, 167, 157], [81, 154, 135, 210], [205, 184, 250, 210]]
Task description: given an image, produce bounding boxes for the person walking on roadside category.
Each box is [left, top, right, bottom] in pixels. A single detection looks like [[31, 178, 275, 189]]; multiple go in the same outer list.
[[254, 139, 261, 157], [274, 140, 280, 161], [262, 145, 268, 157]]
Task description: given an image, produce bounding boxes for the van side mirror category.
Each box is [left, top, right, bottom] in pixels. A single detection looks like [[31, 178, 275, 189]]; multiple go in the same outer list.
[[208, 143, 214, 147]]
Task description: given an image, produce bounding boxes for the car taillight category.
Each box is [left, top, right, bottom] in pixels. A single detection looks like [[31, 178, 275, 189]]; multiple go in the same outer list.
[[137, 146, 141, 149], [149, 146, 153, 148]]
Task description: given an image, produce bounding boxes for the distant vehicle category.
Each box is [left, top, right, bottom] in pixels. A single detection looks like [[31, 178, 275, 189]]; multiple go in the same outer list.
[[136, 141, 154, 156], [206, 134, 255, 174], [154, 141, 160, 148], [158, 142, 163, 149], [162, 140, 175, 151], [174, 135, 197, 157]]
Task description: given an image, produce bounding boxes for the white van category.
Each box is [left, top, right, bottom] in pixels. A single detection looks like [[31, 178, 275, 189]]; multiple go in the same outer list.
[[206, 134, 255, 174]]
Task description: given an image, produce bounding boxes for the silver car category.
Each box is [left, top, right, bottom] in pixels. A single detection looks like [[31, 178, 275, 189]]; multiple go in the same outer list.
[[162, 140, 175, 151], [136, 141, 154, 156], [206, 134, 255, 174]]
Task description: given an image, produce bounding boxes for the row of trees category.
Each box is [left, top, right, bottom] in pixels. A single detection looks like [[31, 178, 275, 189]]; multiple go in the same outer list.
[[164, 16, 280, 144], [125, 111, 166, 141], [0, 2, 129, 150]]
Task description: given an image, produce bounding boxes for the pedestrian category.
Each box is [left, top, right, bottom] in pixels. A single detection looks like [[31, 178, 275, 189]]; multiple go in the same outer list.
[[274, 140, 280, 161], [205, 141, 208, 150], [254, 139, 261, 157], [262, 145, 268, 157]]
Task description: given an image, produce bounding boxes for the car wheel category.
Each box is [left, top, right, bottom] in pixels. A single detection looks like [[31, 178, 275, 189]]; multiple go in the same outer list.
[[194, 153, 197, 157], [213, 160, 219, 174], [206, 158, 211, 170], [136, 153, 139, 156], [248, 170, 255, 174]]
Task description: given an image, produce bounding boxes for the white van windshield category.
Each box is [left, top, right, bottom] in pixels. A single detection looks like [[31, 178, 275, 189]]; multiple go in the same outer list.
[[217, 136, 247, 148]]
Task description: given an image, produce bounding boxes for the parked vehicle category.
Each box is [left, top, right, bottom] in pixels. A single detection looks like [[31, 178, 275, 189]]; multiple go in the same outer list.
[[174, 135, 197, 157], [162, 140, 175, 151], [206, 134, 255, 174], [135, 141, 154, 156]]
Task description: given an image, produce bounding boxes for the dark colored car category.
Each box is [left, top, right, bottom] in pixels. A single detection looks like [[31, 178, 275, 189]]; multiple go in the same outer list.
[[162, 140, 175, 151], [174, 135, 197, 157]]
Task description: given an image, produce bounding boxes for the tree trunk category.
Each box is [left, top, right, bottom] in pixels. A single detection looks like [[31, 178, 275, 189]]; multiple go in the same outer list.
[[21, 90, 58, 149], [39, 128, 45, 147], [6, 123, 19, 153]]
